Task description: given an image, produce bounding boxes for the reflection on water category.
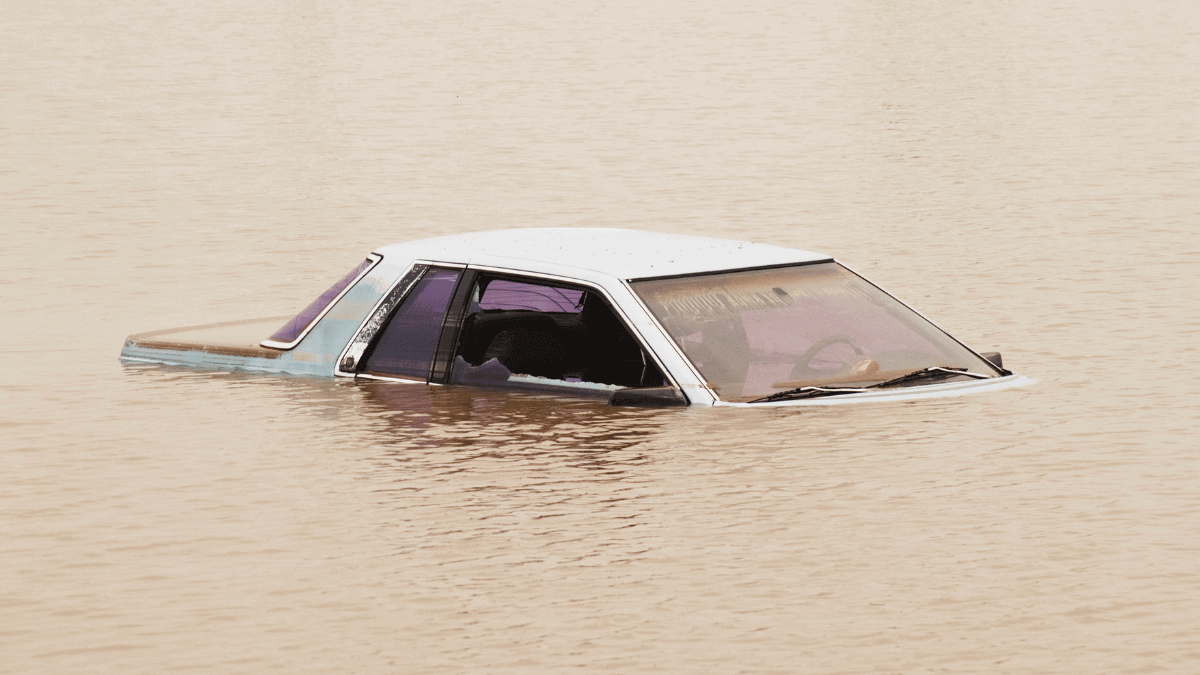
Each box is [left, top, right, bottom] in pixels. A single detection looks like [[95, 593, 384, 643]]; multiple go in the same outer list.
[[358, 382, 664, 468], [4, 0, 1200, 672], [352, 384, 680, 570]]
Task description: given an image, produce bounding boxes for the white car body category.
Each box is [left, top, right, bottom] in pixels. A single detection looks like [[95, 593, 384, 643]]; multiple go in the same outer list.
[[120, 228, 1032, 406]]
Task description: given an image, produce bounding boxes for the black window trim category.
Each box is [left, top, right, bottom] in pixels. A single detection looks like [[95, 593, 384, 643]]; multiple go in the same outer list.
[[428, 269, 478, 384]]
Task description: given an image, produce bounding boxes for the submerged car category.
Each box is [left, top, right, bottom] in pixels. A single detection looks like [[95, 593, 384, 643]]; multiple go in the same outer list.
[[120, 228, 1031, 406]]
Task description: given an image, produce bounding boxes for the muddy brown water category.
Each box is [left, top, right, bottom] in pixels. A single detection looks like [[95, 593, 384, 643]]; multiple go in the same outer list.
[[3, 1, 1199, 672]]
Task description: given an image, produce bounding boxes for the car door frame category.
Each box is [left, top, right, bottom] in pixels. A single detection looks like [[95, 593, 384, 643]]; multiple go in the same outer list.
[[335, 258, 688, 400], [432, 264, 685, 395]]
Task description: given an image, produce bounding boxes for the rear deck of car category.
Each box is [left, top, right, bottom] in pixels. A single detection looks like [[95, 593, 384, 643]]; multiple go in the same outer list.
[[123, 317, 288, 361]]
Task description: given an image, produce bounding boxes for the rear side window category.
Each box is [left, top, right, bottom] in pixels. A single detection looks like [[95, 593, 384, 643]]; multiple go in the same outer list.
[[263, 256, 378, 348], [360, 269, 462, 380]]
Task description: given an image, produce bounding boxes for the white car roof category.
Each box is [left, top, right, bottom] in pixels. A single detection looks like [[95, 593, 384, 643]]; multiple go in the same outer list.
[[373, 228, 831, 280]]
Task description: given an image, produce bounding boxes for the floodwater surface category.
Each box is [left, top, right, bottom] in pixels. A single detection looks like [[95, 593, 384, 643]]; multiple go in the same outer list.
[[3, 1, 1199, 673]]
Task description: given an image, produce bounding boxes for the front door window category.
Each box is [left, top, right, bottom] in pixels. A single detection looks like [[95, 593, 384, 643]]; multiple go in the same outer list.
[[449, 274, 665, 395]]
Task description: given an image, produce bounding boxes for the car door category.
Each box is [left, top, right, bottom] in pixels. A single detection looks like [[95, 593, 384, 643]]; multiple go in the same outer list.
[[340, 263, 685, 404]]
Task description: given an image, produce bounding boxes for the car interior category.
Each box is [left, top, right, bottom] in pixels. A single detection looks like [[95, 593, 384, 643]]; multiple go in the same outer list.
[[451, 276, 665, 390]]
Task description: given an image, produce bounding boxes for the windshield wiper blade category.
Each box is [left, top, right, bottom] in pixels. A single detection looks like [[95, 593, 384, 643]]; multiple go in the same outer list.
[[869, 366, 990, 389], [750, 367, 992, 403], [749, 385, 869, 404]]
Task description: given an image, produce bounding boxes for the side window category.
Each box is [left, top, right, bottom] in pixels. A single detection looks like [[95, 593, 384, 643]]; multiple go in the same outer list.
[[360, 268, 461, 380], [450, 275, 665, 395]]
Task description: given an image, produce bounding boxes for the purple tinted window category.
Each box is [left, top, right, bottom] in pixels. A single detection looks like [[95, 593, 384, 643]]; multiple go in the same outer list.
[[363, 269, 461, 379], [480, 280, 584, 312], [268, 257, 375, 344]]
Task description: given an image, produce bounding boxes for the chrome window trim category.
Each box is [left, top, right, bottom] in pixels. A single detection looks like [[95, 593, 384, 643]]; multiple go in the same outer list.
[[461, 264, 684, 393], [416, 261, 468, 269], [334, 262, 428, 377], [354, 372, 427, 384], [334, 260, 468, 378], [261, 254, 383, 350]]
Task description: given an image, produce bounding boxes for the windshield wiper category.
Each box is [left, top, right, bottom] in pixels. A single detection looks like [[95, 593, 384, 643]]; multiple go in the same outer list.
[[749, 367, 991, 403], [868, 366, 990, 389], [749, 385, 869, 403]]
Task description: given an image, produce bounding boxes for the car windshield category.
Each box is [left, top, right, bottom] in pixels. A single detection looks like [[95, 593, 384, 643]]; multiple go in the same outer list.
[[630, 263, 1001, 402]]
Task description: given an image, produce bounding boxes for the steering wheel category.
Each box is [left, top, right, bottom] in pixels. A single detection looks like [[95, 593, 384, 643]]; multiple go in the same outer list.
[[789, 335, 865, 379]]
